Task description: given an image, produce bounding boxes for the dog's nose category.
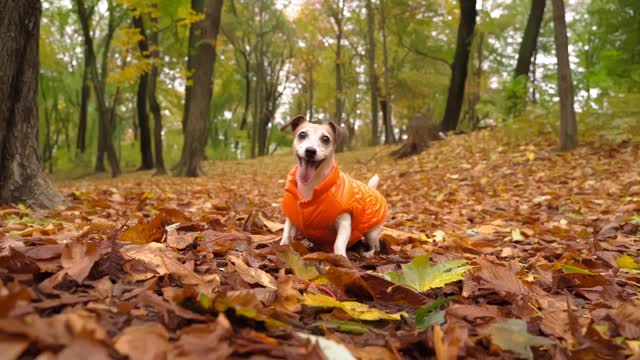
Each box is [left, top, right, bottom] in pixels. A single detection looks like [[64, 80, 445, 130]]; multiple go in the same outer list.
[[305, 147, 317, 159]]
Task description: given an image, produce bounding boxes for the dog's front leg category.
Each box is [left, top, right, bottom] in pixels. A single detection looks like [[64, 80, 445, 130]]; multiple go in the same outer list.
[[334, 213, 352, 257], [280, 218, 297, 245]]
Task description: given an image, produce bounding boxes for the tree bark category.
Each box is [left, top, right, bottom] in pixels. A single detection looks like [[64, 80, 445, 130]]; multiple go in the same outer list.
[[175, 0, 223, 176], [76, 0, 121, 177], [133, 15, 154, 170], [514, 0, 545, 79], [332, 0, 345, 127], [380, 0, 395, 144], [148, 7, 166, 175], [551, 0, 577, 151], [391, 113, 432, 158], [441, 0, 477, 132], [77, 46, 91, 153], [365, 0, 379, 145], [0, 0, 63, 208]]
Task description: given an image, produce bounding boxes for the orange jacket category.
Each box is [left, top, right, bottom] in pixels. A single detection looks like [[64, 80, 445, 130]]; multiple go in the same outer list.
[[281, 164, 387, 251]]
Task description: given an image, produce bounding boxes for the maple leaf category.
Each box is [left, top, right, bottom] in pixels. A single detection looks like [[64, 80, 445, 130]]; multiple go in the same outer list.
[[385, 254, 474, 292], [486, 319, 553, 360], [301, 293, 406, 321]]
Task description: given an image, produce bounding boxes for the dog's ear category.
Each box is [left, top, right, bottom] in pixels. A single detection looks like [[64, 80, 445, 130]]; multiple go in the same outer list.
[[280, 115, 306, 132], [328, 121, 338, 140]]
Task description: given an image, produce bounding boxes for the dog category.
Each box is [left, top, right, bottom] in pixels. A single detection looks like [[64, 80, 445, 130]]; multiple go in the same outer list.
[[279, 115, 387, 258]]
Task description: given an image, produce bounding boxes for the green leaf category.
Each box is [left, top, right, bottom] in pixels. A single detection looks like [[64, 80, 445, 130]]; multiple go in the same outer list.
[[318, 320, 370, 334], [301, 293, 406, 321], [385, 254, 474, 292], [198, 293, 211, 309], [486, 319, 553, 360], [277, 248, 320, 280], [416, 297, 452, 329], [561, 265, 594, 275], [417, 310, 446, 329]]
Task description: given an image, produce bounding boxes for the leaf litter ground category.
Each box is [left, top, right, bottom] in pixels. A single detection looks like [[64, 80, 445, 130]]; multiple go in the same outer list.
[[1, 129, 639, 359]]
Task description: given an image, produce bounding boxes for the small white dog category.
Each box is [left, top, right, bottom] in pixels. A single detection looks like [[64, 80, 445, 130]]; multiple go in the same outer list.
[[279, 115, 387, 258]]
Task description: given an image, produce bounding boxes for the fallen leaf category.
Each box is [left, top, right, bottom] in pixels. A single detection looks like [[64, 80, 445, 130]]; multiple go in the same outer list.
[[301, 293, 406, 321], [386, 254, 474, 292], [227, 255, 277, 289], [61, 241, 100, 283], [114, 322, 169, 360], [486, 319, 553, 360], [276, 247, 320, 280]]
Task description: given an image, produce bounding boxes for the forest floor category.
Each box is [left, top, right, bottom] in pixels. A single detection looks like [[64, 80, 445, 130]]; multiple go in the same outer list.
[[1, 128, 640, 359]]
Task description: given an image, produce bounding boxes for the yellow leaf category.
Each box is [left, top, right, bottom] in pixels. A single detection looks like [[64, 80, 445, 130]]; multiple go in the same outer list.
[[617, 255, 640, 270], [301, 293, 406, 321]]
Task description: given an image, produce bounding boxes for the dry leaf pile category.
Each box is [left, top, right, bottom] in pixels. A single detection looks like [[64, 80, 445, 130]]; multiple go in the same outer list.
[[1, 129, 639, 359]]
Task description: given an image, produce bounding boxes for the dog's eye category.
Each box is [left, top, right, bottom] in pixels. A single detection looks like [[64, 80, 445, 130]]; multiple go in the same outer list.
[[297, 132, 307, 140], [321, 135, 331, 145]]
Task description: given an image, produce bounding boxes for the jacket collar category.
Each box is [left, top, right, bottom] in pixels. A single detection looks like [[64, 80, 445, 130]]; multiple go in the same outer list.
[[286, 161, 340, 202]]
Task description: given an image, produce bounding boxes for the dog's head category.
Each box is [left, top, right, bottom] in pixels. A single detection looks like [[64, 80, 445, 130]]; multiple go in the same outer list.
[[281, 115, 337, 185]]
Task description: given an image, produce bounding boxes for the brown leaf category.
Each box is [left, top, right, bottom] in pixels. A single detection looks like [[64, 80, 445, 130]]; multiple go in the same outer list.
[[61, 241, 100, 283], [227, 255, 277, 289], [304, 252, 353, 268], [168, 314, 234, 360], [0, 247, 40, 274], [0, 334, 30, 360], [57, 337, 111, 360], [166, 229, 197, 250], [114, 322, 169, 360], [119, 215, 167, 245]]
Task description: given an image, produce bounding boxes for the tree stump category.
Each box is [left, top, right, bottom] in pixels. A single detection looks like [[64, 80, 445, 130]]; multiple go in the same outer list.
[[391, 113, 437, 158]]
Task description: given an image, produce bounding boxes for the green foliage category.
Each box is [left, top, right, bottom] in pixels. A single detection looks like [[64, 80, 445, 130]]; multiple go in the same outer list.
[[500, 76, 529, 119], [385, 254, 474, 292]]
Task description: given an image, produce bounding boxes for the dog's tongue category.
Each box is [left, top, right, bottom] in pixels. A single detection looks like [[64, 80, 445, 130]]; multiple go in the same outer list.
[[299, 160, 314, 184]]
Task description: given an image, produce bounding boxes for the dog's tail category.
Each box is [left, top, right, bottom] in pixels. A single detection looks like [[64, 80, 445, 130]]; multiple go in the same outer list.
[[368, 174, 379, 189]]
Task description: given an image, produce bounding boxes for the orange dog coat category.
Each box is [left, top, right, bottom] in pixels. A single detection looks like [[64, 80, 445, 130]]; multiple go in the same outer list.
[[281, 164, 388, 251]]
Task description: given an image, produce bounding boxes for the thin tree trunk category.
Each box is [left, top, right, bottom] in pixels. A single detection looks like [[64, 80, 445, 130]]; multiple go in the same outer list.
[[380, 0, 395, 144], [175, 0, 223, 176], [182, 11, 196, 132], [148, 7, 166, 175], [77, 47, 90, 153], [308, 65, 314, 120], [514, 0, 545, 79], [441, 0, 477, 132], [334, 0, 344, 126], [551, 0, 577, 151], [365, 0, 379, 145], [133, 15, 154, 170], [0, 0, 63, 208], [76, 0, 121, 177]]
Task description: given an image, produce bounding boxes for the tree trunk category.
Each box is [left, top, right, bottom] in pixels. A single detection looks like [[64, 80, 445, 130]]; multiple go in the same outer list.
[[76, 0, 121, 177], [77, 47, 91, 153], [148, 7, 166, 175], [380, 0, 395, 144], [334, 0, 344, 127], [514, 0, 545, 79], [551, 0, 577, 151], [441, 0, 477, 132], [0, 0, 63, 208], [390, 113, 432, 158], [308, 65, 314, 121], [365, 0, 379, 145], [175, 0, 223, 176], [133, 15, 154, 170]]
